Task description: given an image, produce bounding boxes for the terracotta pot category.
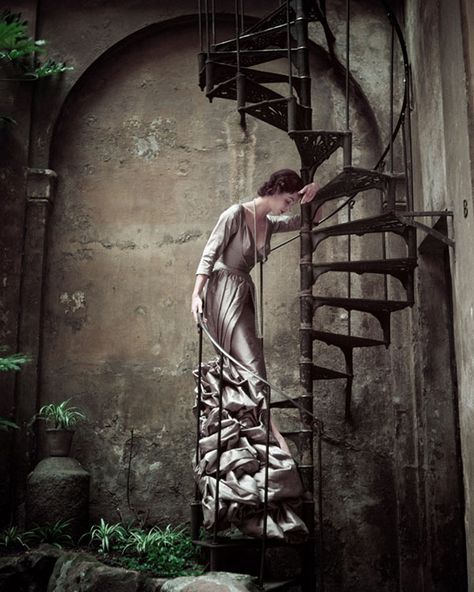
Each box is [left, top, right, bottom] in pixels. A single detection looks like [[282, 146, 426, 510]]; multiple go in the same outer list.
[[45, 428, 74, 456]]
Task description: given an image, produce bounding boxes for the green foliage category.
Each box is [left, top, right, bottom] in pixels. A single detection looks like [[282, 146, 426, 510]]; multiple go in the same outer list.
[[0, 10, 43, 58], [0, 114, 16, 126], [0, 519, 203, 578], [0, 519, 74, 551], [0, 346, 31, 372], [0, 417, 19, 431], [79, 518, 127, 554], [26, 519, 74, 548], [0, 525, 32, 551], [0, 10, 72, 80], [117, 524, 204, 578], [33, 57, 72, 78], [81, 521, 203, 578], [0, 346, 30, 431], [36, 398, 87, 430]]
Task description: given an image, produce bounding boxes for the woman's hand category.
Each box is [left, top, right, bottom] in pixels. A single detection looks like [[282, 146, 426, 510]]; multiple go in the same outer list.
[[191, 275, 209, 325], [191, 294, 204, 325], [298, 180, 320, 204]]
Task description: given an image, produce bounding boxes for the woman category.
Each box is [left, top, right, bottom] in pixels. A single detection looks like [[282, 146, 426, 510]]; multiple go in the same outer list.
[[191, 169, 319, 540]]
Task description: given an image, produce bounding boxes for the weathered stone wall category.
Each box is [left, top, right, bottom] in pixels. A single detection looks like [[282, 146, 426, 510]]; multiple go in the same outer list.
[[405, 0, 473, 588], [0, 1, 469, 590]]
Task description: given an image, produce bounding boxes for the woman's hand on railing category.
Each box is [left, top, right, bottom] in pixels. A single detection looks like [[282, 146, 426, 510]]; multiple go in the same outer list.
[[191, 294, 205, 325], [298, 180, 320, 204]]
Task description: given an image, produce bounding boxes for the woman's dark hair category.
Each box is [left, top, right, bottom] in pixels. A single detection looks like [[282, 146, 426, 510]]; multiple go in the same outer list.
[[257, 169, 304, 196]]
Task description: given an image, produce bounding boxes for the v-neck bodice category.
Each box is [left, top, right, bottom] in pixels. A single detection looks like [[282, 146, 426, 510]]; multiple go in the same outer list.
[[195, 203, 301, 279], [240, 204, 270, 261]]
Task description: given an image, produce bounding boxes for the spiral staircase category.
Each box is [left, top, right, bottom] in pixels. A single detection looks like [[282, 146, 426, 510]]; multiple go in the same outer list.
[[192, 1, 453, 590]]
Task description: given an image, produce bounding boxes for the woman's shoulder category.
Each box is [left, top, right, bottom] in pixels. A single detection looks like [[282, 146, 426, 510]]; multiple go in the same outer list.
[[218, 203, 242, 222]]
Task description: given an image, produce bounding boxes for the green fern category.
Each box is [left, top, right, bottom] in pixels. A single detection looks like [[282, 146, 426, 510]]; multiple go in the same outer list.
[[0, 347, 31, 372]]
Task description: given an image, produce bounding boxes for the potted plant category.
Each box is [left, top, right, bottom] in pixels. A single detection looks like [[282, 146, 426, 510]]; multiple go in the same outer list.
[[36, 399, 87, 456]]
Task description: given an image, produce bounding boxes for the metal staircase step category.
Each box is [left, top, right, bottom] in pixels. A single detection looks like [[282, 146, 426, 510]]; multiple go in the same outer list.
[[312, 257, 417, 289], [206, 76, 284, 104], [312, 211, 411, 250], [313, 166, 404, 206], [240, 97, 309, 132], [213, 23, 290, 53], [270, 396, 304, 409], [194, 537, 300, 549], [242, 1, 326, 37], [311, 330, 387, 349], [205, 49, 289, 69], [241, 3, 296, 35], [313, 364, 351, 380], [313, 296, 412, 343], [199, 60, 296, 91], [289, 129, 349, 172], [194, 537, 304, 584], [280, 429, 313, 438], [313, 296, 410, 314]]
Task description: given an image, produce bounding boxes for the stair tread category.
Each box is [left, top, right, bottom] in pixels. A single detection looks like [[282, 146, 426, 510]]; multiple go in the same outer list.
[[313, 211, 408, 239], [206, 49, 289, 69], [314, 166, 402, 204], [313, 257, 416, 270], [242, 3, 296, 35], [270, 396, 305, 409], [213, 22, 289, 53], [203, 61, 292, 86], [206, 76, 284, 104], [194, 536, 306, 549], [312, 330, 386, 348], [313, 364, 351, 379], [313, 296, 411, 312]]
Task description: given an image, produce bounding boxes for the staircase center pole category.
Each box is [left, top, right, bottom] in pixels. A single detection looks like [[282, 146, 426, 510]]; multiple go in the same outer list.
[[294, 1, 316, 590]]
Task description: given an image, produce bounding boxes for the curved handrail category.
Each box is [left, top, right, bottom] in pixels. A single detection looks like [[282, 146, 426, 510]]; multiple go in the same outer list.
[[197, 315, 318, 423], [374, 0, 411, 172]]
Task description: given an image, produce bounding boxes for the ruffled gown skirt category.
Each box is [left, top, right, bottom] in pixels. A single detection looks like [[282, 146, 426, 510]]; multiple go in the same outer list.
[[193, 268, 308, 540]]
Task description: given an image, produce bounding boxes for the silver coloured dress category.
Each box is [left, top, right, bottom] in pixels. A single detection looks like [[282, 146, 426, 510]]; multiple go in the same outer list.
[[194, 203, 308, 540]]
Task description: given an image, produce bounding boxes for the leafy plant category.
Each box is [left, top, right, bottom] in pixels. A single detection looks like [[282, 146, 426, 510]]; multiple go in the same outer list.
[[120, 526, 165, 555], [79, 518, 127, 554], [0, 525, 32, 551], [80, 520, 203, 577], [0, 346, 31, 431], [27, 519, 74, 548], [0, 10, 72, 79], [0, 346, 31, 372], [0, 9, 73, 126], [117, 524, 203, 578], [36, 398, 87, 430]]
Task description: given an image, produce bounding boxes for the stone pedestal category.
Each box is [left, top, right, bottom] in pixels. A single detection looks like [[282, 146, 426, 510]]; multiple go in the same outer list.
[[26, 457, 90, 541]]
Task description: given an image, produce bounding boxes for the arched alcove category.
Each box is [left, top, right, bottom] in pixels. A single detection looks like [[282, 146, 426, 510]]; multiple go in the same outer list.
[[42, 17, 381, 525]]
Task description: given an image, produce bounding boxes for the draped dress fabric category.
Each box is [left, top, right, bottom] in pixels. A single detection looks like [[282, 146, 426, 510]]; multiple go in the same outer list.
[[193, 203, 309, 540]]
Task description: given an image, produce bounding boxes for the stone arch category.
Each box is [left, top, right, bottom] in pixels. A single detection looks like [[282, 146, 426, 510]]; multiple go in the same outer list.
[[38, 15, 384, 524]]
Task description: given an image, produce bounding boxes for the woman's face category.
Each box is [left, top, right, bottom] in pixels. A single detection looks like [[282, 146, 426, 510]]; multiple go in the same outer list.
[[269, 191, 300, 215]]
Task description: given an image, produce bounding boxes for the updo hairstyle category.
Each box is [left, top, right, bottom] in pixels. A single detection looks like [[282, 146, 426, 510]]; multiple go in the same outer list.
[[257, 169, 304, 197]]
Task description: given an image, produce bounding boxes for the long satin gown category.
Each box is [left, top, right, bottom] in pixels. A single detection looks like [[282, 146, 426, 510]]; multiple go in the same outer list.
[[194, 203, 308, 540]]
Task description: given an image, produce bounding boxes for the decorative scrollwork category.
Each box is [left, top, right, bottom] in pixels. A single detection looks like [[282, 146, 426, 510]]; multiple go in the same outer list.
[[242, 98, 307, 132], [316, 167, 390, 202], [243, 98, 289, 132], [290, 131, 346, 170]]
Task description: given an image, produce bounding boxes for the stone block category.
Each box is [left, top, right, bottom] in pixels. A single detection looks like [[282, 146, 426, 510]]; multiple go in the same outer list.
[[161, 572, 258, 592], [26, 457, 90, 541], [0, 543, 61, 592]]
